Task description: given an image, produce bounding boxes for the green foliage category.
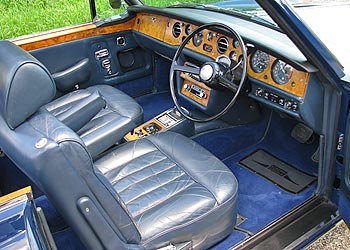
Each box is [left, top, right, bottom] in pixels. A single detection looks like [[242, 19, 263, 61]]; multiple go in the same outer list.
[[0, 0, 113, 39], [0, 0, 217, 40]]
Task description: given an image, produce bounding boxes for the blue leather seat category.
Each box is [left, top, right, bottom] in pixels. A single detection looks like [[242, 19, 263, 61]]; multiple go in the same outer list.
[[44, 84, 143, 158], [0, 41, 143, 158], [0, 40, 238, 250]]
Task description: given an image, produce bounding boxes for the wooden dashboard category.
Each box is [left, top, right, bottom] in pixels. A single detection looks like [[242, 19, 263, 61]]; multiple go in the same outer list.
[[12, 12, 310, 99], [134, 13, 309, 98]]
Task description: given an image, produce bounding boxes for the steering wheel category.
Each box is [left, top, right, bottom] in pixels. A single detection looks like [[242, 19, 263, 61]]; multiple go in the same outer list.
[[169, 23, 248, 122]]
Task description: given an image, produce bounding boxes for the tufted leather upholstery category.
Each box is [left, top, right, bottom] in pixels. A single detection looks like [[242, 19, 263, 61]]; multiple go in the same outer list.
[[95, 132, 238, 249], [45, 85, 143, 157], [0, 40, 239, 250]]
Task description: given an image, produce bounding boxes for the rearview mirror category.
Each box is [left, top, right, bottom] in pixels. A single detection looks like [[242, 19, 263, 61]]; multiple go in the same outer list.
[[109, 0, 121, 9]]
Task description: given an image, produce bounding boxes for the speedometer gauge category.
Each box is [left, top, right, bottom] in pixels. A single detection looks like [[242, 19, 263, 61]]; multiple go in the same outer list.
[[250, 50, 269, 73], [271, 60, 293, 85]]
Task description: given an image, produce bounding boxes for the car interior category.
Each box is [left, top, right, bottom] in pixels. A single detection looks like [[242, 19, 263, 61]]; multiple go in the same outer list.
[[0, 3, 341, 250]]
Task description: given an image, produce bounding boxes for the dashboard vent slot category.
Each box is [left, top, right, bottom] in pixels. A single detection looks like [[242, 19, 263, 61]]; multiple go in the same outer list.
[[217, 37, 229, 54], [172, 22, 182, 38]]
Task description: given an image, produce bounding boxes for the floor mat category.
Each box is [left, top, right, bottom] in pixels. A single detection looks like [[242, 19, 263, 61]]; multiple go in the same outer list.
[[240, 149, 317, 193]]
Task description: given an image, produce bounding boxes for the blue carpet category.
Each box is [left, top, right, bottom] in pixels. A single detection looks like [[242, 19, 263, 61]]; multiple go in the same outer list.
[[35, 195, 87, 250], [196, 111, 319, 248], [225, 155, 316, 233], [193, 110, 271, 160], [115, 75, 155, 98], [136, 91, 174, 121], [211, 230, 246, 250], [257, 114, 319, 176], [53, 228, 87, 250], [35, 195, 68, 233]]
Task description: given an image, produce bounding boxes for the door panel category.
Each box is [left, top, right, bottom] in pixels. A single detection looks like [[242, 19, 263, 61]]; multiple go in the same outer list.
[[87, 31, 153, 90], [21, 21, 153, 95]]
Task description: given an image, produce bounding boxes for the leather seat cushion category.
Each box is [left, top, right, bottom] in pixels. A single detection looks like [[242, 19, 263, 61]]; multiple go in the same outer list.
[[45, 85, 143, 157], [95, 132, 238, 249]]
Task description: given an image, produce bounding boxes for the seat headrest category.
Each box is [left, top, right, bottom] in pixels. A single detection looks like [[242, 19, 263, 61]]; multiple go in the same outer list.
[[0, 41, 56, 129]]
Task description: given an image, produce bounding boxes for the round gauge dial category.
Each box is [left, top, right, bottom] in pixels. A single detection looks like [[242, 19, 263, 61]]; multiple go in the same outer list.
[[271, 60, 294, 85], [233, 40, 240, 49], [207, 32, 214, 41], [216, 55, 231, 68], [192, 32, 203, 47], [229, 51, 237, 61], [250, 50, 270, 73], [185, 24, 192, 35]]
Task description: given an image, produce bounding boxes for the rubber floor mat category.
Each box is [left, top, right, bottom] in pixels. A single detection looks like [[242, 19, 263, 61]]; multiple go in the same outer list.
[[240, 149, 316, 193]]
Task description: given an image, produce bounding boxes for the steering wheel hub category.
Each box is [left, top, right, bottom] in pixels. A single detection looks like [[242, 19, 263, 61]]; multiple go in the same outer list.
[[200, 63, 215, 81]]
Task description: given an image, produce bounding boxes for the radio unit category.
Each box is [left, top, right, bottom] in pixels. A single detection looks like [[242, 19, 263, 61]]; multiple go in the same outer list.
[[184, 83, 206, 99]]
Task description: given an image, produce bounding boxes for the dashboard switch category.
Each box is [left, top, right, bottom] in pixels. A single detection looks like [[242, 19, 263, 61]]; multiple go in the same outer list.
[[292, 103, 298, 111], [102, 59, 112, 75], [253, 86, 299, 113], [95, 48, 109, 60], [278, 98, 284, 106], [116, 36, 126, 46], [256, 88, 263, 97], [286, 100, 293, 110], [263, 92, 269, 99]]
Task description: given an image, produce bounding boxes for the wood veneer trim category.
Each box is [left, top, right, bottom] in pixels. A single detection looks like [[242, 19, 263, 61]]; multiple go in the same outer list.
[[0, 186, 32, 204], [180, 73, 211, 107], [247, 53, 309, 98], [135, 13, 169, 41], [136, 12, 310, 98], [11, 19, 135, 51], [124, 119, 165, 141]]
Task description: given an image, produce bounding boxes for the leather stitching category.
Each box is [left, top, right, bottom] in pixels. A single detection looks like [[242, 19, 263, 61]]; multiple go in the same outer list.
[[116, 160, 175, 193]]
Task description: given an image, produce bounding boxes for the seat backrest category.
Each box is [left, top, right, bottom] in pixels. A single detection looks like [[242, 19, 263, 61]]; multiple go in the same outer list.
[[0, 41, 142, 250], [0, 41, 55, 129]]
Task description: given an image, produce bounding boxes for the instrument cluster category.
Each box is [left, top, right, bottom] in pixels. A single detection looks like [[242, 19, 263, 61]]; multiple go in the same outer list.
[[166, 20, 243, 64], [250, 50, 294, 85], [248, 49, 309, 98]]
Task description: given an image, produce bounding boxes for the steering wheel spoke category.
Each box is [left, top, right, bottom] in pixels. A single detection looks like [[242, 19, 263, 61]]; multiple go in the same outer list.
[[218, 76, 239, 92], [172, 64, 200, 75]]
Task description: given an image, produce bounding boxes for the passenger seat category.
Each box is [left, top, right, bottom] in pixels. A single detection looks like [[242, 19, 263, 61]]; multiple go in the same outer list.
[[0, 41, 143, 158], [45, 85, 143, 158]]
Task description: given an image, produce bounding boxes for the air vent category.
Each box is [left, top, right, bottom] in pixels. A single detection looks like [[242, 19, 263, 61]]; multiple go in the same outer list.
[[217, 37, 229, 54], [172, 22, 182, 38]]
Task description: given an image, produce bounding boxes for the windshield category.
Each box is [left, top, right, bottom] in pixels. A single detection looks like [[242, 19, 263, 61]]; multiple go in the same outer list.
[[142, 0, 350, 74], [293, 1, 350, 75]]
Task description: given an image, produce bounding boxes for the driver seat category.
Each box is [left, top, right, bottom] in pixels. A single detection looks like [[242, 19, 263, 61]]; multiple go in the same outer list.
[[0, 40, 239, 250]]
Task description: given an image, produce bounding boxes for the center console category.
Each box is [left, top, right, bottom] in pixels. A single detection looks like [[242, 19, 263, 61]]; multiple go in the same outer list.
[[124, 107, 194, 141]]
